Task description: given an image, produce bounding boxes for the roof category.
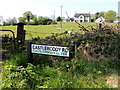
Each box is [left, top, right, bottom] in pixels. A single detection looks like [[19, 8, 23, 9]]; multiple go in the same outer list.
[[95, 17, 106, 23], [74, 13, 90, 17]]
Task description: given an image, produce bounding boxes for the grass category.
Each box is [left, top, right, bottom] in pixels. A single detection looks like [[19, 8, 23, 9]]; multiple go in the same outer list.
[[0, 72, 2, 89], [1, 51, 119, 88], [1, 22, 98, 39]]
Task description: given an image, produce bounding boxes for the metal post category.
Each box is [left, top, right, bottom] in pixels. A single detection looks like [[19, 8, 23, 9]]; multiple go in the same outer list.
[[69, 44, 75, 60], [0, 30, 16, 49], [27, 40, 33, 63], [60, 5, 63, 28]]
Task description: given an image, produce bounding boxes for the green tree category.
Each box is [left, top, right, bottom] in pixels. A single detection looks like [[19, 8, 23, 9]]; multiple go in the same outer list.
[[38, 16, 52, 25], [11, 17, 17, 25], [23, 11, 34, 23], [32, 15, 38, 25], [66, 18, 70, 22], [104, 10, 116, 22], [99, 11, 105, 17], [57, 16, 62, 22], [4, 17, 17, 25], [95, 12, 100, 19], [95, 11, 105, 19], [18, 17, 26, 24]]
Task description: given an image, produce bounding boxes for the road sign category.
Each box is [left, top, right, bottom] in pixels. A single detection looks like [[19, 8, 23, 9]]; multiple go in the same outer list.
[[31, 44, 69, 57]]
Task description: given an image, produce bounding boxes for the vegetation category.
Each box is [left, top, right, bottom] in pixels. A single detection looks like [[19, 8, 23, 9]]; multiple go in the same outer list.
[[1, 22, 120, 88], [3, 11, 57, 26], [2, 53, 118, 88], [1, 10, 117, 26], [95, 11, 105, 19], [95, 10, 116, 22], [3, 17, 17, 26], [23, 11, 34, 23], [104, 10, 116, 23], [56, 16, 62, 22]]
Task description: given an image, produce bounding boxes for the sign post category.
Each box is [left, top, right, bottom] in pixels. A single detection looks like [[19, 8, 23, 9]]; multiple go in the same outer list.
[[69, 44, 75, 60], [27, 40, 33, 63], [27, 41, 75, 63], [17, 23, 26, 45]]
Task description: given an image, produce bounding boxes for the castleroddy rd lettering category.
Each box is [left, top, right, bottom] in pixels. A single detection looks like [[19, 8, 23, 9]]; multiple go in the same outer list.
[[31, 44, 69, 57]]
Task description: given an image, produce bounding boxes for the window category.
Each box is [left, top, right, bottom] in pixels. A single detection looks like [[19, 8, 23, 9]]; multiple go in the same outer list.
[[80, 20, 83, 22], [85, 17, 88, 19], [85, 20, 88, 22]]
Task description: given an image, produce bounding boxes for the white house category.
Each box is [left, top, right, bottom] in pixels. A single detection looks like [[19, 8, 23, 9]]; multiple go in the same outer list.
[[74, 13, 91, 22]]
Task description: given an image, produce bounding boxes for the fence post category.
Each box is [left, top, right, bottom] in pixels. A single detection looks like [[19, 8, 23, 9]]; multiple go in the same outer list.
[[69, 44, 75, 60], [17, 23, 26, 45], [27, 40, 33, 63]]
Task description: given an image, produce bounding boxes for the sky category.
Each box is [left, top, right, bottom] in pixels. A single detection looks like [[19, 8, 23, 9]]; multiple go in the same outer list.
[[0, 0, 119, 20]]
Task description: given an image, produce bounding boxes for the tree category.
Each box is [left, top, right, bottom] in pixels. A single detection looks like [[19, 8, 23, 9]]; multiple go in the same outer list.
[[32, 15, 38, 25], [23, 11, 34, 23], [11, 17, 17, 25], [99, 11, 105, 17], [95, 11, 105, 19], [38, 16, 52, 25], [18, 17, 26, 24], [57, 16, 62, 22], [95, 12, 100, 19], [4, 17, 17, 25], [104, 10, 116, 23], [66, 18, 70, 22]]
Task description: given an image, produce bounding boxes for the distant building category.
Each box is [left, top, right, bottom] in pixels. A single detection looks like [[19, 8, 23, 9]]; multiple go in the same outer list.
[[118, 1, 120, 17], [95, 17, 107, 23], [73, 13, 91, 22], [113, 18, 120, 23]]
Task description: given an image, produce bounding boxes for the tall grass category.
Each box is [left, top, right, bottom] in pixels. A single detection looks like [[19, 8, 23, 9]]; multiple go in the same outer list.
[[2, 50, 119, 88]]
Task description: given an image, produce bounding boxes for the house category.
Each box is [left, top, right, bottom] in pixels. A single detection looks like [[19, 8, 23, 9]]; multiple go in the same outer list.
[[95, 17, 106, 23], [73, 13, 91, 22], [113, 18, 120, 23]]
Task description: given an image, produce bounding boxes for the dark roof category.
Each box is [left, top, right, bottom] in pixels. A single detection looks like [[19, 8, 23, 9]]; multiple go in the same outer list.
[[74, 13, 90, 17]]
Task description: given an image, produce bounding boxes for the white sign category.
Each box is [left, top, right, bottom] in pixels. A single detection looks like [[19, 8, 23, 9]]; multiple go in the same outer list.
[[31, 44, 69, 57]]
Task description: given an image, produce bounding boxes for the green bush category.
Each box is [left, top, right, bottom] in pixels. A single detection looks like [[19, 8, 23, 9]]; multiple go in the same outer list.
[[2, 64, 43, 89], [4, 52, 28, 66]]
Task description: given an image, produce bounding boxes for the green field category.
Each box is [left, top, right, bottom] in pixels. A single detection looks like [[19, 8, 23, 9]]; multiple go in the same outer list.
[[1, 22, 99, 40]]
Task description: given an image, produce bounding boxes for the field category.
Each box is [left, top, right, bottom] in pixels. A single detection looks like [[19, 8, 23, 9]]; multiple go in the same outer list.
[[1, 22, 101, 39]]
